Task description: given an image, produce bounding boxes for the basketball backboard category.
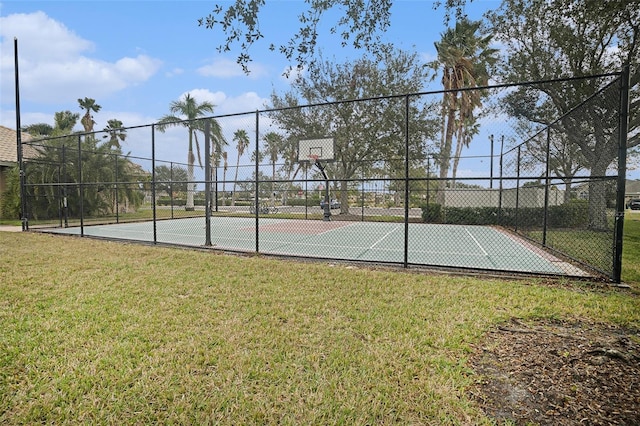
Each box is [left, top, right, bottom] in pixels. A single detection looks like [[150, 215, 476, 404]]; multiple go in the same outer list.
[[298, 138, 335, 163]]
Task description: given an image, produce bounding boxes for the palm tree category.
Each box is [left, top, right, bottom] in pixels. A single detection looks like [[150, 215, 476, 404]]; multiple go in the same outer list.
[[221, 151, 228, 204], [280, 135, 303, 206], [22, 123, 54, 137], [103, 119, 126, 150], [156, 94, 225, 210], [53, 110, 80, 134], [231, 129, 250, 206], [431, 18, 498, 190], [263, 132, 283, 199], [78, 97, 102, 134]]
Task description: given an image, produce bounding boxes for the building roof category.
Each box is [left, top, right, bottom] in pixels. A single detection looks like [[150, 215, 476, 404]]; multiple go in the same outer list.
[[0, 125, 35, 166]]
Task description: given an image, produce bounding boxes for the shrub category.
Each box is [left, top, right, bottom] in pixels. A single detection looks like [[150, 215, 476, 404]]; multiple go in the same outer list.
[[157, 197, 185, 206], [0, 166, 21, 219], [421, 203, 442, 223], [443, 207, 499, 225], [547, 200, 589, 228]]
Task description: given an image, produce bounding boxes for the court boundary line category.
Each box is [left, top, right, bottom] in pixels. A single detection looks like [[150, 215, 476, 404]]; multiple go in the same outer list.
[[464, 226, 489, 257]]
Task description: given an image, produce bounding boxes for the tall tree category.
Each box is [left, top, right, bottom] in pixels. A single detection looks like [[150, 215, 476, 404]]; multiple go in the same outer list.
[[262, 132, 283, 197], [156, 94, 226, 210], [53, 110, 80, 134], [154, 165, 188, 195], [231, 129, 250, 206], [17, 132, 142, 220], [487, 0, 639, 229], [78, 97, 102, 134], [22, 123, 53, 137], [269, 46, 436, 214], [103, 119, 126, 150], [221, 151, 228, 204], [431, 18, 498, 191]]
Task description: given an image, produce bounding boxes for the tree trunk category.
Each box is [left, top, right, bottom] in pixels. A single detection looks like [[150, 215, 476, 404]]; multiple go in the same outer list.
[[563, 179, 572, 204], [339, 179, 349, 215], [231, 157, 240, 206], [222, 169, 227, 205], [186, 150, 195, 211], [437, 100, 457, 204], [451, 125, 465, 188], [587, 161, 610, 231]]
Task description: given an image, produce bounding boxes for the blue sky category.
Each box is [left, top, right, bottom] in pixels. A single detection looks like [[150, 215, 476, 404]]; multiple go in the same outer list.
[[0, 1, 494, 128], [1, 0, 636, 181]]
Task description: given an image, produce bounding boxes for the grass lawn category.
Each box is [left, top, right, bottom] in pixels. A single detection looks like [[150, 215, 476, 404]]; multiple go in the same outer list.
[[622, 211, 640, 285], [1, 221, 638, 425]]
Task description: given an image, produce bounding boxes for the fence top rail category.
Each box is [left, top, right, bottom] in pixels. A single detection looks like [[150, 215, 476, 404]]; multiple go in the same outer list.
[[22, 71, 624, 147]]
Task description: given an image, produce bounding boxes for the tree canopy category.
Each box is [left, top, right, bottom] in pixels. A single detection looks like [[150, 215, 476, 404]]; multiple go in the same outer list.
[[198, 0, 470, 74], [268, 46, 437, 213], [487, 0, 639, 228]]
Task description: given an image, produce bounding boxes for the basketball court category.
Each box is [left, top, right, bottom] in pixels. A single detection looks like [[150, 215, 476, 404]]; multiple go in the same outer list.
[[43, 216, 587, 276]]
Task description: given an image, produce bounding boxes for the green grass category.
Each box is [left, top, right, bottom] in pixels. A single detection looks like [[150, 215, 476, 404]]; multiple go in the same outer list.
[[622, 212, 640, 285], [1, 230, 638, 425], [0, 219, 21, 226]]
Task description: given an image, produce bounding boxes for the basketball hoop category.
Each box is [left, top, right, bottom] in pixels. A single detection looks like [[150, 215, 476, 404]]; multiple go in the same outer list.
[[308, 154, 319, 165]]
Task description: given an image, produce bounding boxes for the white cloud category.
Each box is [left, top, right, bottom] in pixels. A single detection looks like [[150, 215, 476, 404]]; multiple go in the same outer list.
[[165, 67, 184, 78], [0, 11, 93, 61], [0, 109, 53, 129], [219, 91, 267, 114], [280, 65, 305, 84], [182, 89, 227, 107], [0, 11, 162, 105], [180, 89, 268, 115], [197, 57, 267, 79]]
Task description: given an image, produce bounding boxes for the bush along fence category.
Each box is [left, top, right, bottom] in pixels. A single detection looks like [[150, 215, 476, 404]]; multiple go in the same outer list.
[[14, 70, 631, 282]]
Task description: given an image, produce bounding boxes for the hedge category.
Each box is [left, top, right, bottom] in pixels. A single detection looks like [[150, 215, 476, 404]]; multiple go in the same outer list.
[[420, 200, 590, 229]]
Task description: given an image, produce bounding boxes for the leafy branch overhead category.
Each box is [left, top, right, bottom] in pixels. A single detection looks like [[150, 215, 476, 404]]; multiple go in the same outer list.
[[198, 0, 468, 74]]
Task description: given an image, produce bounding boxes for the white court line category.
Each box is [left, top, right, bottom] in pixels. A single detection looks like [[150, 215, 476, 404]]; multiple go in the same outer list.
[[464, 227, 488, 256], [369, 225, 401, 249]]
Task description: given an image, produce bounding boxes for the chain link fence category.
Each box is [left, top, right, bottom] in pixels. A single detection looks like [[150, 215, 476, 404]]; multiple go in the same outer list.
[[19, 71, 629, 281]]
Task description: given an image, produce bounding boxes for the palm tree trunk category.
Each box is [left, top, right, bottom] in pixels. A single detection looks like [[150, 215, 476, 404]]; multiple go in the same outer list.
[[232, 156, 241, 206], [438, 98, 456, 204], [451, 123, 465, 188], [186, 132, 195, 211], [222, 170, 227, 205]]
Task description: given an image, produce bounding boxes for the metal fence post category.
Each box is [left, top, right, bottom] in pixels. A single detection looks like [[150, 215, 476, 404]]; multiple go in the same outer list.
[[114, 154, 119, 223], [515, 145, 521, 232], [61, 145, 68, 228], [542, 127, 551, 247], [613, 65, 630, 283], [77, 134, 84, 236], [170, 162, 174, 219], [498, 135, 504, 225], [403, 95, 410, 268], [254, 111, 260, 253], [489, 135, 494, 189], [151, 124, 157, 244], [57, 163, 62, 227], [14, 38, 28, 231], [204, 120, 212, 246]]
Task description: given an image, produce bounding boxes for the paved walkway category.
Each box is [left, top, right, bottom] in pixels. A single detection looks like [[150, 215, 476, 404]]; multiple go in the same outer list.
[[0, 226, 22, 232]]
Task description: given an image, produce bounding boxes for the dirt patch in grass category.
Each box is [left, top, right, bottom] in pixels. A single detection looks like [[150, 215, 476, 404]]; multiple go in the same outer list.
[[469, 318, 640, 425]]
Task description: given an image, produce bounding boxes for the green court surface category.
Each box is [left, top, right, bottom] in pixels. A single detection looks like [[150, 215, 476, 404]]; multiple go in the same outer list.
[[43, 217, 586, 276]]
